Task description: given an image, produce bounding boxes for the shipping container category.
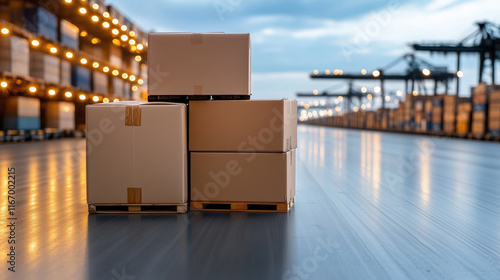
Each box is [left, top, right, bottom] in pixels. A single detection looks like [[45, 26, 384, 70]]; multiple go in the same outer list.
[[443, 95, 456, 134], [71, 65, 91, 91], [60, 19, 79, 49], [456, 102, 472, 136], [30, 51, 60, 84], [488, 91, 500, 136], [24, 7, 57, 41], [0, 35, 30, 77], [431, 95, 444, 132]]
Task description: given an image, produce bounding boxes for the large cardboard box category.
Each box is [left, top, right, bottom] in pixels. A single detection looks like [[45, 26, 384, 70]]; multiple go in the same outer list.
[[191, 150, 296, 203], [189, 99, 297, 152], [86, 102, 187, 205], [148, 33, 250, 96]]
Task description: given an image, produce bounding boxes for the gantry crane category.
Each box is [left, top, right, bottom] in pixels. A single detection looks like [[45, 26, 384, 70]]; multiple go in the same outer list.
[[296, 81, 368, 114], [309, 54, 456, 109], [412, 21, 500, 94]]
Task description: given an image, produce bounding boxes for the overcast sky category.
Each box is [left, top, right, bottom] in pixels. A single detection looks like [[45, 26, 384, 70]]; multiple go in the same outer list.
[[108, 0, 499, 105]]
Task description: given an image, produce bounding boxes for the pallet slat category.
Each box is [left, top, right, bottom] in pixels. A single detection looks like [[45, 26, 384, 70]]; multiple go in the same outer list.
[[191, 198, 295, 213], [88, 203, 188, 214]]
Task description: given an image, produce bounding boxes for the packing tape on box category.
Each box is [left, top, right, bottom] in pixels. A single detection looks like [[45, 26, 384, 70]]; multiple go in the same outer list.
[[190, 33, 203, 45], [125, 106, 142, 126]]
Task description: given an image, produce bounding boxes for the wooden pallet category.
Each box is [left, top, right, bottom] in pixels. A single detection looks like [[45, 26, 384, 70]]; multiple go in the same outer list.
[[190, 198, 294, 213], [88, 203, 188, 214]]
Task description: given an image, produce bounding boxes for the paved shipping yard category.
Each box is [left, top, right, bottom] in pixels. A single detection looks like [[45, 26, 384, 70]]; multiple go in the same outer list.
[[1, 125, 500, 279]]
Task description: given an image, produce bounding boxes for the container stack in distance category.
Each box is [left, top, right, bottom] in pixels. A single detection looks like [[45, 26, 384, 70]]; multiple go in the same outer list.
[[86, 33, 298, 213]]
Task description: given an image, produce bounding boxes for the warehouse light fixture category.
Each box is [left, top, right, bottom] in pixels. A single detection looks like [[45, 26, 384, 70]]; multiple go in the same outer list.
[[130, 45, 137, 51], [79, 94, 86, 100], [372, 70, 381, 77], [397, 90, 403, 96], [91, 16, 99, 22], [422, 68, 431, 76], [49, 47, 58, 54], [412, 91, 418, 96], [92, 4, 99, 10], [102, 22, 110, 28], [367, 94, 372, 100], [112, 29, 119, 35], [361, 87, 367, 93], [339, 70, 344, 75], [385, 96, 391, 101], [112, 19, 119, 25], [313, 90, 318, 95], [92, 62, 99, 68], [113, 99, 119, 102], [120, 35, 128, 41], [64, 0, 72, 3], [137, 79, 144, 85], [65, 51, 74, 59], [353, 107, 359, 112], [103, 12, 110, 18], [338, 96, 343, 101], [79, 8, 87, 14], [313, 101, 319, 106], [112, 39, 121, 46], [92, 96, 99, 102], [361, 104, 366, 110], [1, 28, 10, 35], [135, 55, 141, 62], [91, 38, 100, 44], [29, 86, 37, 93], [313, 69, 319, 75], [325, 69, 330, 75], [80, 58, 88, 64], [31, 39, 40, 47], [103, 98, 109, 103], [129, 39, 136, 45], [103, 66, 109, 73], [132, 85, 138, 91], [374, 86, 381, 93], [333, 69, 339, 75], [1, 81, 7, 88], [457, 71, 464, 78], [361, 69, 367, 75], [122, 73, 128, 79], [112, 70, 119, 76], [65, 91, 73, 98], [137, 44, 144, 50], [367, 103, 371, 108], [121, 25, 127, 31], [48, 89, 56, 96], [129, 75, 136, 82], [80, 30, 88, 37], [129, 31, 136, 37]]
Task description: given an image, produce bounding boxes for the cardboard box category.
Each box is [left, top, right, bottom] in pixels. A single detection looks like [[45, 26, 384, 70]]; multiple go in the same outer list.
[[191, 150, 296, 203], [86, 101, 187, 204], [189, 99, 297, 152], [148, 33, 250, 96], [43, 101, 75, 130]]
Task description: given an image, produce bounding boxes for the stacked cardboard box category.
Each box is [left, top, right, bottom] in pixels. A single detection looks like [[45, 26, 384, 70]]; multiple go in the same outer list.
[[42, 101, 75, 132], [456, 102, 472, 136], [2, 96, 40, 131], [424, 99, 433, 132], [189, 100, 297, 211], [60, 60, 72, 87], [60, 19, 79, 50], [92, 71, 108, 94], [488, 91, 500, 136], [414, 100, 423, 132], [86, 102, 188, 213], [24, 7, 57, 41], [443, 95, 456, 134], [0, 35, 30, 77], [30, 51, 60, 84], [396, 103, 404, 130], [71, 65, 91, 92], [470, 83, 500, 137]]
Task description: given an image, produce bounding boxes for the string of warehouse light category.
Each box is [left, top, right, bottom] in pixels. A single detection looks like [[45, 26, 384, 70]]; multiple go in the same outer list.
[[312, 68, 464, 78], [0, 2, 147, 102]]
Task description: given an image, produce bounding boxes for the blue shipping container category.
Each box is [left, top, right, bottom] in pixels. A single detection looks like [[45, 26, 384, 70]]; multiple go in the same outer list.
[[24, 7, 58, 41], [71, 66, 91, 92], [3, 116, 40, 131]]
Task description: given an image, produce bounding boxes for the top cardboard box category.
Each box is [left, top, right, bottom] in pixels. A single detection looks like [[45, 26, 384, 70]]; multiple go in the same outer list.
[[86, 101, 187, 204], [148, 33, 250, 96], [189, 99, 297, 152]]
